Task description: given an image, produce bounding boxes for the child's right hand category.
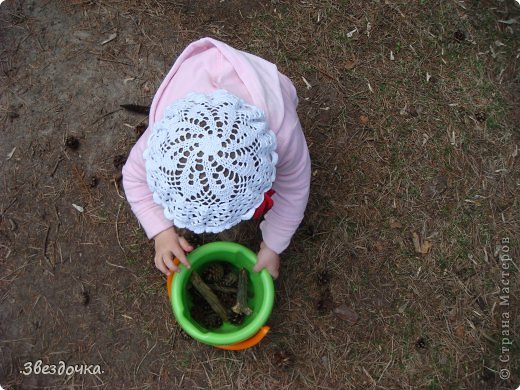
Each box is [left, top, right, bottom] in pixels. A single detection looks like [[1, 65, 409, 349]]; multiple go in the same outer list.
[[153, 227, 193, 275]]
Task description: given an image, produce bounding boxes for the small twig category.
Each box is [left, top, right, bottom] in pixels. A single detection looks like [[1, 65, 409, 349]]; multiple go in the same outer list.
[[113, 178, 125, 199], [72, 164, 93, 202], [90, 108, 121, 125], [190, 271, 229, 322], [97, 57, 131, 66], [43, 224, 52, 267], [384, 0, 406, 17], [232, 268, 252, 316], [362, 367, 377, 386], [115, 202, 124, 253], [134, 341, 157, 377], [105, 260, 126, 269], [54, 205, 61, 230], [120, 104, 150, 115], [208, 284, 238, 294], [50, 155, 64, 177], [309, 64, 348, 95], [0, 338, 32, 343], [0, 260, 29, 282], [1, 196, 18, 215], [0, 244, 12, 260], [377, 337, 394, 384], [377, 358, 393, 384], [93, 374, 104, 386]]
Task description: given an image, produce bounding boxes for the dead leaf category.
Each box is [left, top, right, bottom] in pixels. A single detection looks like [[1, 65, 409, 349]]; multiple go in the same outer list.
[[344, 59, 357, 70], [72, 204, 84, 213], [334, 304, 359, 324], [302, 76, 312, 90], [423, 175, 448, 198], [421, 240, 432, 253], [6, 147, 16, 160], [412, 233, 421, 252], [374, 241, 384, 252], [346, 27, 358, 38], [495, 197, 513, 211], [498, 18, 519, 25], [412, 232, 432, 254], [454, 324, 465, 338], [389, 218, 402, 229], [359, 114, 369, 125], [101, 32, 117, 45], [408, 106, 418, 117]]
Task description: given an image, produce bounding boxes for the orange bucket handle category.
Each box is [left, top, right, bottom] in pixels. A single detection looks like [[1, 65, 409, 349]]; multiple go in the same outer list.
[[215, 326, 270, 350], [166, 259, 179, 301]]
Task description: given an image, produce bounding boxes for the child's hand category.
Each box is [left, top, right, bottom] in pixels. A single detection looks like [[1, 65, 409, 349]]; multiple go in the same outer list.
[[153, 227, 193, 275], [253, 241, 280, 279]]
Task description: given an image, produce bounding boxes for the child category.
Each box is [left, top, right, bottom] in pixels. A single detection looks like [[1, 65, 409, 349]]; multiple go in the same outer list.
[[122, 37, 311, 279]]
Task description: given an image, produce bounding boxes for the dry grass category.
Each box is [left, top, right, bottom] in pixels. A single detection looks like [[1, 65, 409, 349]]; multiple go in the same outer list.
[[0, 0, 518, 389]]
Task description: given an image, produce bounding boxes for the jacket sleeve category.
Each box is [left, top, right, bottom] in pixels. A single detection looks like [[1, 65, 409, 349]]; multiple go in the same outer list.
[[260, 116, 311, 254], [122, 128, 173, 239]]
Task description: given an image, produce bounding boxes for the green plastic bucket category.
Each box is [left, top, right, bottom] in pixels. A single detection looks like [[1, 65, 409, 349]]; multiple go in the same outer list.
[[168, 242, 274, 347]]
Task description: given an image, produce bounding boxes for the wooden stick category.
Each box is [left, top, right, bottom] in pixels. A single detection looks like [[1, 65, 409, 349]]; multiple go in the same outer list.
[[120, 104, 150, 115], [208, 284, 238, 294], [190, 271, 229, 322], [232, 268, 252, 316]]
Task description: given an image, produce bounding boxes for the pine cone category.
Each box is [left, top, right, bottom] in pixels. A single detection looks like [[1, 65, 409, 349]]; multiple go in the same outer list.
[[187, 284, 206, 306], [221, 272, 238, 287], [216, 291, 236, 308], [201, 301, 216, 315], [65, 135, 80, 150], [190, 304, 222, 329], [202, 262, 225, 283], [190, 304, 206, 325], [316, 270, 330, 286], [228, 310, 245, 326], [204, 312, 223, 329]]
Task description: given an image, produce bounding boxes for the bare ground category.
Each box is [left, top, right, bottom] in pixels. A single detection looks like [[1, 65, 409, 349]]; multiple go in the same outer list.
[[0, 0, 519, 389]]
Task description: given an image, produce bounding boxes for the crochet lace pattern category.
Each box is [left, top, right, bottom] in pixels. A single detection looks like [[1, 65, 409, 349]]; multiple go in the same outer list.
[[144, 89, 278, 234]]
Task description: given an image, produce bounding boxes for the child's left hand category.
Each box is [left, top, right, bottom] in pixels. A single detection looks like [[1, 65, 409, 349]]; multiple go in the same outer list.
[[253, 241, 280, 279]]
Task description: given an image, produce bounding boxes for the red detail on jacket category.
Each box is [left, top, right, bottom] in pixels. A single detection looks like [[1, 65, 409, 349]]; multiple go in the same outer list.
[[253, 189, 276, 220]]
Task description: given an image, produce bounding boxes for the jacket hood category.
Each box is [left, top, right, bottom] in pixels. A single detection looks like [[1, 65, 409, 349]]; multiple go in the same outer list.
[[149, 37, 287, 132]]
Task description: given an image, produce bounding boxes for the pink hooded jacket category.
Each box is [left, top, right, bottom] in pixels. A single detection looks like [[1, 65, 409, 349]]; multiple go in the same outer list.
[[122, 38, 311, 254]]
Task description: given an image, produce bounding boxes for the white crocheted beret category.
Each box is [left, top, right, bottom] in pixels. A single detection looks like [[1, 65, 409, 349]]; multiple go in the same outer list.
[[144, 89, 278, 234]]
